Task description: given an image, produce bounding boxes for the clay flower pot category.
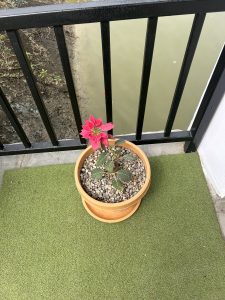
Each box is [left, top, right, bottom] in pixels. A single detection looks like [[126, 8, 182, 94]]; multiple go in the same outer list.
[[74, 140, 151, 223]]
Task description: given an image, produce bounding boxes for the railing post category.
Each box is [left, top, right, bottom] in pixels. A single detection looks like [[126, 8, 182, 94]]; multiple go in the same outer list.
[[101, 21, 113, 134], [7, 30, 58, 146], [185, 44, 225, 152], [164, 13, 205, 137], [54, 25, 85, 144], [0, 87, 31, 148], [136, 17, 158, 140]]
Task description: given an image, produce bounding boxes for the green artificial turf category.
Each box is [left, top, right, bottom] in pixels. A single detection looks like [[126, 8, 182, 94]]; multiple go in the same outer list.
[[0, 153, 225, 299]]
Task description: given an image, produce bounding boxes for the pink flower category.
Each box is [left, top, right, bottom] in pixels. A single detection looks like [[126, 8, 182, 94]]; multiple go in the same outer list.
[[80, 115, 114, 150]]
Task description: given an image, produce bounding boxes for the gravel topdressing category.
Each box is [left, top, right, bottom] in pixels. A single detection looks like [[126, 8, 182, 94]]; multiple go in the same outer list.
[[80, 146, 146, 203]]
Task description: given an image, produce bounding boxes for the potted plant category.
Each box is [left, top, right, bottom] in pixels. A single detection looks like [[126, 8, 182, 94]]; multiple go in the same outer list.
[[74, 115, 151, 223]]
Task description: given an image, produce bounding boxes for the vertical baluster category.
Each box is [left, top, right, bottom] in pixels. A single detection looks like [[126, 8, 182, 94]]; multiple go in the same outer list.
[[54, 25, 85, 144], [0, 141, 3, 150], [185, 44, 225, 152], [7, 30, 58, 146], [164, 13, 206, 137], [136, 17, 158, 140], [0, 87, 31, 148], [101, 21, 113, 134]]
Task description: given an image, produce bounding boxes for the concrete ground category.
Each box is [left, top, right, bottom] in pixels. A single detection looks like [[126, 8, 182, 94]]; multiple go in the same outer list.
[[1, 142, 225, 238]]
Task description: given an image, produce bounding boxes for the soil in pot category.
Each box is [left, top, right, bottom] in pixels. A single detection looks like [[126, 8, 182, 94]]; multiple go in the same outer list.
[[80, 146, 146, 203]]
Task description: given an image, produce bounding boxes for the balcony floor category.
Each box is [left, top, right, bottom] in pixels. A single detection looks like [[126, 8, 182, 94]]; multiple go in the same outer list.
[[0, 153, 225, 299]]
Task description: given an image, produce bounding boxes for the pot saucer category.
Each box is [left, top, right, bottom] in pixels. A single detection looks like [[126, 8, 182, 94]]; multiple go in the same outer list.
[[82, 199, 141, 223]]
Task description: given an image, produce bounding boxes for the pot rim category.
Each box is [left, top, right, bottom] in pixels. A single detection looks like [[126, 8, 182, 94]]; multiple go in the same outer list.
[[74, 140, 151, 208]]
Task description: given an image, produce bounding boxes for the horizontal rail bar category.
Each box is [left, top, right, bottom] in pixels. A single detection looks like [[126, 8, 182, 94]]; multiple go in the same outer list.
[[119, 130, 192, 145], [164, 13, 205, 137], [0, 0, 225, 30], [100, 21, 113, 134], [7, 30, 58, 146], [0, 87, 31, 148], [0, 139, 85, 156], [136, 17, 158, 140], [0, 131, 192, 156], [54, 25, 85, 144]]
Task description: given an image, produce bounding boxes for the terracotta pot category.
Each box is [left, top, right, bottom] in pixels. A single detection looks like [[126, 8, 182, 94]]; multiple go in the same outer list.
[[74, 140, 151, 223]]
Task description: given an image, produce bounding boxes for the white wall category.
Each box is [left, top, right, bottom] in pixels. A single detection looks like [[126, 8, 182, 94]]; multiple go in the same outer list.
[[198, 93, 225, 198]]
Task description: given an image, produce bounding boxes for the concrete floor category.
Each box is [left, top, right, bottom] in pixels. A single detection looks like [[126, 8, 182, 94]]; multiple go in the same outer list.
[[1, 142, 225, 238]]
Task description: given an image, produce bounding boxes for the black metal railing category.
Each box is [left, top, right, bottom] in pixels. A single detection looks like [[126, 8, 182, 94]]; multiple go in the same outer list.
[[0, 0, 225, 156]]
